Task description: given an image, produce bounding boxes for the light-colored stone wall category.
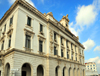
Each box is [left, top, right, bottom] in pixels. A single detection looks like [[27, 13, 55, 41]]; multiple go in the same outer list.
[[0, 0, 85, 76]]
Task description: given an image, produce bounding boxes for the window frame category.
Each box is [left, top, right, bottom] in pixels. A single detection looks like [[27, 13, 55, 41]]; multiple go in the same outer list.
[[25, 35, 31, 49], [27, 16, 31, 26]]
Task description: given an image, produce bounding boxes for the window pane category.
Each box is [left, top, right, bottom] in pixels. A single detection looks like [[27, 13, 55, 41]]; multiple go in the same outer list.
[[8, 35, 11, 48], [61, 49, 63, 57], [25, 35, 31, 48], [40, 24, 43, 32], [10, 17, 13, 26], [54, 47, 57, 55], [39, 40, 43, 52], [54, 33, 56, 40], [4, 24, 6, 32], [27, 17, 31, 26]]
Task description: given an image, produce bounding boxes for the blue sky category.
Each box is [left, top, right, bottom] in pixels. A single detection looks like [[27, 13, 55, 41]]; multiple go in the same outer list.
[[0, 0, 100, 73]]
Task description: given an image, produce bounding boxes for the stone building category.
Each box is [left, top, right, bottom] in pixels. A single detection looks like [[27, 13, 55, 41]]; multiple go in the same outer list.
[[0, 0, 85, 76], [85, 62, 98, 76]]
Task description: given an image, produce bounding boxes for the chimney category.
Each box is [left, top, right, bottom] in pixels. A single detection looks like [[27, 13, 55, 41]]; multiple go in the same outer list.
[[60, 14, 69, 28]]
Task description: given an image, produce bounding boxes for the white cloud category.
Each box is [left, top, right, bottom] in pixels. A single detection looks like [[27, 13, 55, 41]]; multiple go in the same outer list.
[[94, 46, 100, 51], [82, 39, 95, 51], [69, 22, 78, 36], [69, 0, 100, 36], [85, 56, 100, 64], [76, 5, 97, 26], [8, 0, 36, 7]]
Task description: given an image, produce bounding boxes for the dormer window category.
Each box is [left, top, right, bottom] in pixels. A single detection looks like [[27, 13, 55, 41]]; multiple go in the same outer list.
[[27, 17, 31, 26], [9, 16, 13, 26]]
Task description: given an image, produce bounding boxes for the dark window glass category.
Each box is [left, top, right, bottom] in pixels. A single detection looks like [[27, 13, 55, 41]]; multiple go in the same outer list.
[[66, 24, 68, 27], [61, 49, 63, 57], [54, 46, 57, 55], [1, 41, 4, 50], [54, 33, 56, 40], [25, 35, 31, 48], [4, 24, 6, 32], [9, 17, 13, 26], [75, 46, 76, 52], [67, 52, 69, 59], [8, 35, 11, 48], [27, 17, 31, 26], [66, 41, 68, 46], [72, 52, 73, 60], [39, 40, 43, 52], [40, 24, 43, 32], [61, 37, 63, 44]]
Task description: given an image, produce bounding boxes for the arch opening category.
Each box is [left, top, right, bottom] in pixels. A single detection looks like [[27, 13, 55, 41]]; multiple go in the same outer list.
[[37, 65, 44, 76], [5, 63, 10, 76], [69, 67, 71, 76], [21, 63, 31, 76], [63, 67, 66, 76], [55, 66, 59, 76]]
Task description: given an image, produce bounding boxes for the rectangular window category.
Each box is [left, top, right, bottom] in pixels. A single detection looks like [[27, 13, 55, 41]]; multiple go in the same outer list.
[[25, 35, 31, 48], [8, 35, 11, 48], [27, 17, 31, 26], [72, 52, 73, 60], [66, 41, 67, 47], [4, 24, 6, 32], [9, 16, 13, 26], [75, 46, 76, 52], [40, 24, 43, 32], [54, 33, 56, 40], [54, 46, 57, 55], [39, 40, 43, 52], [61, 49, 63, 57], [67, 52, 69, 59], [61, 37, 63, 45], [1, 41, 4, 50]]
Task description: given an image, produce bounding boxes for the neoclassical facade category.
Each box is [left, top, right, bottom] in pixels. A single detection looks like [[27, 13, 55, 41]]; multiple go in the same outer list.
[[0, 0, 85, 76]]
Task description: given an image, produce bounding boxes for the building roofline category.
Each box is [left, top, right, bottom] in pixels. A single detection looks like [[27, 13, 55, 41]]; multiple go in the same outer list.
[[0, 0, 85, 49]]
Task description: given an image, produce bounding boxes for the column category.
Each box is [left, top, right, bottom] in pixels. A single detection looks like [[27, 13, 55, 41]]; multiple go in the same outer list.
[[73, 45, 75, 60], [77, 47, 79, 62], [68, 42, 71, 60], [64, 39, 67, 58], [58, 35, 61, 57]]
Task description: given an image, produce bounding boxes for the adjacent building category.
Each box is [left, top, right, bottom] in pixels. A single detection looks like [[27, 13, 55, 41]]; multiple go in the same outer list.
[[85, 62, 98, 76], [0, 0, 85, 76]]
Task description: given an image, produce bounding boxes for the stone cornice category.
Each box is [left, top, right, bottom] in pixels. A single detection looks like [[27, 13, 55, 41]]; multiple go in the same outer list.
[[2, 48, 85, 66], [0, 0, 85, 49]]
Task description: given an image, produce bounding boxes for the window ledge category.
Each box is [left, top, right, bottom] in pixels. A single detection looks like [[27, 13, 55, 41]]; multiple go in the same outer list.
[[25, 25, 33, 31], [24, 47, 33, 52], [38, 51, 45, 55]]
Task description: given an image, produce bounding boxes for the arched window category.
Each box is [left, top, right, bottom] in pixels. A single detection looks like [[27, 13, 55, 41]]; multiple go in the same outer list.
[[37, 65, 44, 76]]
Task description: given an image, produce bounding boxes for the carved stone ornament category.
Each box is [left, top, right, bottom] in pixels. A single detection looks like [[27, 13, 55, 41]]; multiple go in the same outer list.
[[50, 29, 53, 42], [24, 28, 34, 38], [50, 42, 53, 53], [7, 28, 13, 36], [0, 35, 5, 42]]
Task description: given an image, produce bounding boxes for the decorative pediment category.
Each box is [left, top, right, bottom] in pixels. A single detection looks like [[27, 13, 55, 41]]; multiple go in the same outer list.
[[7, 28, 13, 36], [24, 28, 35, 38], [0, 35, 5, 42]]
